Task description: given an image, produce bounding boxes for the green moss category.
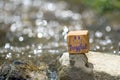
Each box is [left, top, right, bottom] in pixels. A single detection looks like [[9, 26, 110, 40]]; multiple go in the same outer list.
[[83, 0, 120, 13], [59, 0, 120, 14]]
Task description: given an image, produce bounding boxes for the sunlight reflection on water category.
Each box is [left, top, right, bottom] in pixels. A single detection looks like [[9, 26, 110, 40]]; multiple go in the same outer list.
[[0, 0, 119, 65]]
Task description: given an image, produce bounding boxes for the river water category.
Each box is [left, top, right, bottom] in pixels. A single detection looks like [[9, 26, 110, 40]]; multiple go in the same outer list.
[[0, 0, 120, 65]]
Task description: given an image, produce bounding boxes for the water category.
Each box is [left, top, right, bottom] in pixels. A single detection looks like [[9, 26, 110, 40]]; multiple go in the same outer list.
[[0, 0, 120, 65]]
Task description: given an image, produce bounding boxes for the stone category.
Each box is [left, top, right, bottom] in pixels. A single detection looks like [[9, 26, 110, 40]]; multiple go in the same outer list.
[[0, 60, 48, 80], [67, 30, 89, 53], [69, 53, 93, 73], [59, 52, 70, 66], [58, 52, 94, 80], [86, 51, 120, 76]]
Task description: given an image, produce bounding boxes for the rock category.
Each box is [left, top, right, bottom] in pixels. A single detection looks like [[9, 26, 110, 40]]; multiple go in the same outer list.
[[69, 53, 93, 73], [0, 60, 48, 80], [58, 52, 94, 80], [59, 51, 120, 80], [59, 52, 70, 66], [86, 51, 120, 77], [29, 72, 48, 80]]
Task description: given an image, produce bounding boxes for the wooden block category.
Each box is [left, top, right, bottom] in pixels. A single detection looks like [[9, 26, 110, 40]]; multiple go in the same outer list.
[[67, 30, 89, 53]]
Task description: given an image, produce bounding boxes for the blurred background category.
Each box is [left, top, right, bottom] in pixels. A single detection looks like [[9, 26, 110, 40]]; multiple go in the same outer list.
[[0, 0, 120, 64]]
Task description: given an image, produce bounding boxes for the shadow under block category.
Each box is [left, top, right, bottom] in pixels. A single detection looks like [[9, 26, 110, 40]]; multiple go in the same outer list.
[[67, 30, 89, 53]]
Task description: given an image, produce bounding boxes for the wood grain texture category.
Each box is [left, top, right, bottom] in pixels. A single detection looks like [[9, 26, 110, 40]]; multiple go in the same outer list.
[[67, 30, 89, 53]]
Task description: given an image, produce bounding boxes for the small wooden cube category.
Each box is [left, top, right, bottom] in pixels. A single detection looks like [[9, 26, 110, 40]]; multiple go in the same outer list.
[[67, 30, 89, 53]]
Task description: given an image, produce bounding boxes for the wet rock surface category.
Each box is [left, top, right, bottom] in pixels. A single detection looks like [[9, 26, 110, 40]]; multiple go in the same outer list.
[[0, 60, 48, 80], [0, 51, 120, 80], [0, 52, 59, 80]]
